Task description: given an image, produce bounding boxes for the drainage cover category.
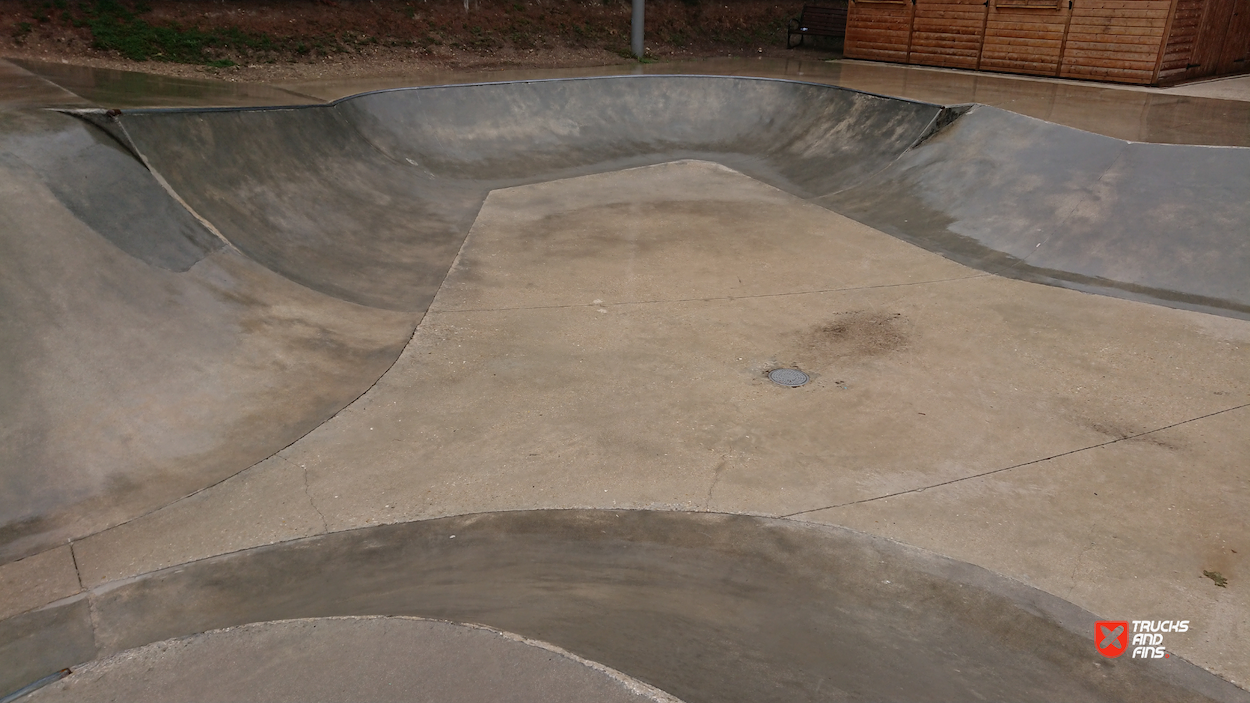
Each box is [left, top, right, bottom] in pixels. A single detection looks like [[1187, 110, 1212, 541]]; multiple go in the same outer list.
[[768, 368, 809, 387]]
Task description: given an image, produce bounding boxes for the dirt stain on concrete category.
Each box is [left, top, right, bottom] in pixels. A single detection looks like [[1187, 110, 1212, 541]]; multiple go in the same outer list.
[[792, 311, 910, 369]]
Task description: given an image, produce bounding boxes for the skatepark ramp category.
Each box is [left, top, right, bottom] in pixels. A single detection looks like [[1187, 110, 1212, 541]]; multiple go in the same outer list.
[[2, 75, 1247, 702]]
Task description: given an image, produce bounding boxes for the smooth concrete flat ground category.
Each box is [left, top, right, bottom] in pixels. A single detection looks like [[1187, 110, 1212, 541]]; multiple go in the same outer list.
[[27, 617, 676, 703], [55, 161, 1250, 686]]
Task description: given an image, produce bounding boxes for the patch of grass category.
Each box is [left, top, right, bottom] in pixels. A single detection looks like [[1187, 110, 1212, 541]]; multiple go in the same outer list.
[[12, 21, 34, 39], [58, 1, 276, 65]]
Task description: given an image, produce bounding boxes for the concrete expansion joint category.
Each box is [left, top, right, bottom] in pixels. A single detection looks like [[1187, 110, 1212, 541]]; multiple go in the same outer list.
[[67, 542, 83, 593], [781, 401, 1250, 519]]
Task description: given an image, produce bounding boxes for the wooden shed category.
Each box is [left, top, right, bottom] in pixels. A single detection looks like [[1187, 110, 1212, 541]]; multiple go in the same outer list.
[[843, 0, 1250, 84]]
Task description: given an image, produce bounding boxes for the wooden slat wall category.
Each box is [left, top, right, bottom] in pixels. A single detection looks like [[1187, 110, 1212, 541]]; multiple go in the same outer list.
[[1215, 0, 1250, 74], [843, 0, 1216, 84], [980, 6, 1070, 75], [845, 1, 915, 63], [1184, 0, 1233, 72], [1058, 0, 1171, 82], [908, 0, 989, 68], [1157, 0, 1204, 79]]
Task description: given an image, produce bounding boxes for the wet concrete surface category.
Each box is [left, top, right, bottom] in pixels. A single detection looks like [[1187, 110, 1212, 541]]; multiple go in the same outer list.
[[5, 58, 317, 109], [261, 58, 1250, 147], [1, 59, 1248, 701], [8, 56, 1250, 146], [0, 61, 89, 110]]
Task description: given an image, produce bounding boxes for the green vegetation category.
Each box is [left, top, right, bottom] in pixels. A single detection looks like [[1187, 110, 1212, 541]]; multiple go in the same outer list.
[[81, 1, 262, 65], [19, 0, 287, 66]]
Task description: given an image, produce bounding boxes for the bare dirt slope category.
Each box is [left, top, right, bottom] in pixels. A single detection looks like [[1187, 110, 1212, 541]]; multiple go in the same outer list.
[[2, 0, 840, 83]]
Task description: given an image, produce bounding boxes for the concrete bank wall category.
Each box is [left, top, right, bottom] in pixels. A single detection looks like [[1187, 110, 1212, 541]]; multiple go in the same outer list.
[[122, 77, 1249, 318], [9, 511, 1245, 703], [0, 111, 414, 564], [823, 104, 1250, 317]]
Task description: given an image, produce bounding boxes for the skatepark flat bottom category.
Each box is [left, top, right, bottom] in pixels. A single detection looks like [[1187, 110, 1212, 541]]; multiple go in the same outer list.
[[0, 68, 1247, 702], [26, 617, 676, 703]]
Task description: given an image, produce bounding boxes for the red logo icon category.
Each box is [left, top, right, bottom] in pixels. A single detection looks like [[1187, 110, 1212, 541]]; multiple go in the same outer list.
[[1096, 621, 1129, 657]]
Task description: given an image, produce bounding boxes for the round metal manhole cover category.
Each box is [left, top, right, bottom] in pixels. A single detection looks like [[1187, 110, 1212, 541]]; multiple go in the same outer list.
[[768, 368, 809, 387]]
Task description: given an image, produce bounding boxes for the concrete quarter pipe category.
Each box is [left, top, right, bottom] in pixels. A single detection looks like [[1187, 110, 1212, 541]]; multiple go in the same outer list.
[[1, 75, 1247, 701]]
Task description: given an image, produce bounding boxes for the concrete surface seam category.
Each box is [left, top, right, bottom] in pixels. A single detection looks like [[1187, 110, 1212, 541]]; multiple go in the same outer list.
[[429, 273, 988, 314], [67, 543, 83, 592], [5, 174, 491, 581], [781, 401, 1250, 518], [63, 306, 419, 542], [83, 592, 101, 663], [810, 104, 959, 201], [115, 188, 489, 540], [331, 102, 421, 170], [112, 119, 244, 257]]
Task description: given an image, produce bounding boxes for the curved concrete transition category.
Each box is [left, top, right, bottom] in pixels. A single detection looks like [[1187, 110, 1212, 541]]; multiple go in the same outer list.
[[27, 616, 678, 703], [2, 74, 1248, 701], [13, 511, 1249, 703]]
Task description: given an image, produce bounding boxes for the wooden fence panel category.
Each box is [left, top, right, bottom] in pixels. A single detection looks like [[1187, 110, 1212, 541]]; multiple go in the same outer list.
[[981, 3, 1071, 75], [843, 0, 1241, 84], [1214, 0, 1250, 74], [1060, 0, 1170, 82], [845, 0, 916, 62], [1187, 0, 1238, 74], [909, 0, 990, 68]]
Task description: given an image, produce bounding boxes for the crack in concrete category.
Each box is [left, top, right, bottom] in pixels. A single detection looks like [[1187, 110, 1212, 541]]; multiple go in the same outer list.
[[781, 401, 1250, 518], [1066, 524, 1100, 600], [285, 456, 329, 533], [704, 459, 728, 511]]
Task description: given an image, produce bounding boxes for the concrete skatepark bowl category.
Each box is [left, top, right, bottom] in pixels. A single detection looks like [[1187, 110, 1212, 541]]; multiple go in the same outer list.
[[1, 72, 1248, 701]]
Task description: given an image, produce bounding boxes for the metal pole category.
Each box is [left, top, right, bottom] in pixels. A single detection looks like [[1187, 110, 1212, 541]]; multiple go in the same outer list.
[[631, 0, 645, 59]]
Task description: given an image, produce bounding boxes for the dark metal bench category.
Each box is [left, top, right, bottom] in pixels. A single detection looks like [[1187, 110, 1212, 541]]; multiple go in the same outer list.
[[787, 5, 848, 49]]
